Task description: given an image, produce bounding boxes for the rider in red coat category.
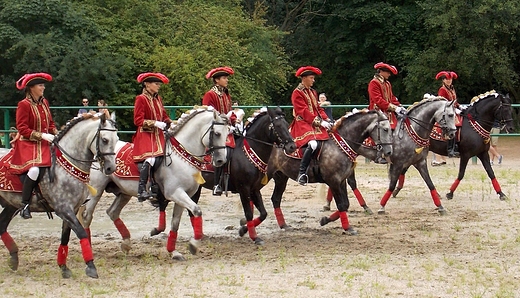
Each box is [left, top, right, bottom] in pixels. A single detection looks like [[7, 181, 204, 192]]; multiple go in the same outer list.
[[10, 73, 58, 219], [436, 70, 460, 157], [132, 72, 172, 202], [202, 66, 236, 195], [289, 66, 332, 185], [368, 62, 403, 129]]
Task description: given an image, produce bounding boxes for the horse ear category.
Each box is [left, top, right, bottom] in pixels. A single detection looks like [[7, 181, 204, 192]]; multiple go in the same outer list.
[[448, 100, 455, 107], [110, 111, 116, 122]]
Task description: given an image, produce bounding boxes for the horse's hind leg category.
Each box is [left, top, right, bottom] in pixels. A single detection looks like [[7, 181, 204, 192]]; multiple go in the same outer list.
[[167, 203, 187, 261], [347, 172, 373, 215], [151, 189, 171, 236], [182, 186, 201, 239], [57, 222, 73, 278], [392, 169, 408, 198], [379, 165, 407, 214], [55, 208, 98, 278], [270, 172, 290, 229], [106, 193, 132, 253], [477, 151, 507, 200], [239, 189, 266, 245], [446, 156, 470, 200], [0, 206, 19, 271], [325, 180, 357, 235], [412, 159, 446, 215]]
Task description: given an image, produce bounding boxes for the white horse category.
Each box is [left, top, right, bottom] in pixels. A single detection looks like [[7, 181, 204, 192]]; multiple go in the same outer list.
[[80, 107, 228, 259], [0, 113, 118, 278]]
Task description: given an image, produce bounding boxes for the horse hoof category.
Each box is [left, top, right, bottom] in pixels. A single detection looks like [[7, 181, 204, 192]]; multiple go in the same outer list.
[[438, 206, 448, 216], [120, 239, 132, 253], [319, 217, 330, 226], [343, 227, 358, 236], [238, 226, 248, 237], [150, 228, 163, 236], [377, 207, 386, 214], [239, 218, 247, 226], [188, 238, 201, 255], [364, 207, 374, 215], [499, 193, 508, 201], [446, 192, 454, 200], [392, 188, 401, 198], [60, 264, 72, 279], [321, 205, 331, 212], [254, 238, 264, 246], [171, 250, 186, 261], [8, 253, 19, 271], [85, 261, 99, 279], [280, 224, 292, 230]]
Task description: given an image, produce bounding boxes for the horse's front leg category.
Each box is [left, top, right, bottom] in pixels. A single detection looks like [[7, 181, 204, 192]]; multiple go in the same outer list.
[[412, 158, 446, 215], [347, 172, 373, 215], [239, 189, 266, 245], [325, 180, 357, 235], [378, 164, 405, 214], [392, 168, 408, 198], [270, 172, 290, 229], [151, 189, 171, 236], [446, 155, 470, 200], [167, 203, 187, 260], [106, 193, 132, 253], [0, 206, 19, 271], [168, 188, 203, 255], [477, 151, 507, 200], [55, 207, 98, 278], [57, 221, 73, 278]]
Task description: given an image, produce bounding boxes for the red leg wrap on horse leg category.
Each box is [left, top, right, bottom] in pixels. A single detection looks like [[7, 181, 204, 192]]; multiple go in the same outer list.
[[247, 221, 257, 240], [380, 190, 393, 206], [253, 217, 262, 227], [353, 189, 366, 206], [397, 175, 405, 188], [79, 238, 93, 263], [329, 211, 340, 222], [158, 211, 166, 232], [191, 216, 203, 240], [326, 188, 334, 203], [449, 179, 461, 193], [339, 211, 350, 230], [274, 208, 286, 227], [1, 232, 18, 254], [430, 189, 441, 207], [166, 231, 177, 252], [114, 218, 131, 239], [57, 245, 68, 266], [491, 178, 502, 193]]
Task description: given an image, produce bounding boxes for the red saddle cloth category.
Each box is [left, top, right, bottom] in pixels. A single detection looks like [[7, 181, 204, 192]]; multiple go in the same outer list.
[[430, 115, 463, 141], [114, 142, 140, 180], [283, 145, 323, 160], [0, 150, 23, 192]]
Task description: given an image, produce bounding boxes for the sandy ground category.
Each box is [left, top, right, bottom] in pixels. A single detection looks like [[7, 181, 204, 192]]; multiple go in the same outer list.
[[1, 138, 520, 297]]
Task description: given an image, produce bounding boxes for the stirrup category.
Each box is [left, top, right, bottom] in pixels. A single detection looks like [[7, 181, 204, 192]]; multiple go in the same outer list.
[[212, 185, 223, 196], [20, 204, 32, 219], [297, 174, 308, 186], [448, 151, 460, 158], [137, 191, 152, 202], [374, 157, 388, 164]]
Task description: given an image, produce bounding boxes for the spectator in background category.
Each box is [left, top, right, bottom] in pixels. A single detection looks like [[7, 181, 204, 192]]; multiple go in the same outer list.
[[78, 98, 89, 116], [319, 93, 333, 120], [98, 99, 110, 118], [489, 120, 503, 165]]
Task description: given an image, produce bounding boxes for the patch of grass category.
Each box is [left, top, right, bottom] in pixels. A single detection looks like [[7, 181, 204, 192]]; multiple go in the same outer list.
[[297, 276, 317, 289]]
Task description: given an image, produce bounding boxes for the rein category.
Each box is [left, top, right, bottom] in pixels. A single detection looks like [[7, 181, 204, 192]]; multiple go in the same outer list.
[[339, 116, 390, 153], [242, 114, 290, 148]]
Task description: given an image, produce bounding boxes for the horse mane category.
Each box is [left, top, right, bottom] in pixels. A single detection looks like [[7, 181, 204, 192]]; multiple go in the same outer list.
[[243, 107, 268, 131], [469, 90, 499, 105], [169, 105, 215, 135], [332, 108, 374, 131], [406, 94, 447, 113], [55, 112, 108, 143]]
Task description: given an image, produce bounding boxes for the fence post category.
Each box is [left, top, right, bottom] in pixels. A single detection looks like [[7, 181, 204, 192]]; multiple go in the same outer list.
[[3, 109, 10, 149]]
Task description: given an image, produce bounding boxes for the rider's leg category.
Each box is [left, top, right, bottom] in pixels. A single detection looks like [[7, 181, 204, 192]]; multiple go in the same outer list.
[[20, 167, 39, 219], [137, 157, 155, 202], [213, 166, 223, 196], [297, 140, 317, 185], [447, 139, 459, 157]]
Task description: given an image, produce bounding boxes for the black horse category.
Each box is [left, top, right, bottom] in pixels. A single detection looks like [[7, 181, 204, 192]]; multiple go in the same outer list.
[[392, 91, 514, 200], [152, 107, 296, 253]]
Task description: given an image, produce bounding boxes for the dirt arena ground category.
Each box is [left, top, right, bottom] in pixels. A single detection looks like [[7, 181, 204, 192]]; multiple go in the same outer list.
[[1, 137, 520, 297]]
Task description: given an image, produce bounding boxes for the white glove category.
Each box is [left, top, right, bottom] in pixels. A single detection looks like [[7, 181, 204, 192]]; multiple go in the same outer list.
[[455, 108, 461, 114], [320, 120, 332, 130], [154, 121, 167, 130], [395, 106, 407, 114], [41, 133, 55, 143]]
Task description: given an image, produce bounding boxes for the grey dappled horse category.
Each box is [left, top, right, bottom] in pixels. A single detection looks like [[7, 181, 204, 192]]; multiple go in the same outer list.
[[80, 107, 228, 259], [266, 110, 393, 235], [392, 91, 514, 201], [0, 113, 118, 278]]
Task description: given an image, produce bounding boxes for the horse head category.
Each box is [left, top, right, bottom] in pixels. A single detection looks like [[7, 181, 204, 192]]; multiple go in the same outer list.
[[206, 109, 228, 167], [266, 107, 296, 154], [54, 112, 118, 175], [434, 99, 457, 140], [497, 93, 515, 133], [369, 110, 393, 157]]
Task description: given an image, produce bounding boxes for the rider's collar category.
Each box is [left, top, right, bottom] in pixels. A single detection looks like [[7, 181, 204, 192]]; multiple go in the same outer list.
[[27, 94, 44, 104], [374, 74, 386, 82], [443, 83, 455, 90], [296, 83, 311, 90], [143, 89, 158, 99], [211, 85, 228, 96]]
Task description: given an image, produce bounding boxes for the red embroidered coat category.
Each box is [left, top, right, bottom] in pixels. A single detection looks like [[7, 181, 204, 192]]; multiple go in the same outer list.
[[202, 86, 232, 114], [289, 84, 330, 148], [438, 85, 462, 126], [368, 75, 401, 129], [132, 92, 172, 162], [10, 97, 58, 174]]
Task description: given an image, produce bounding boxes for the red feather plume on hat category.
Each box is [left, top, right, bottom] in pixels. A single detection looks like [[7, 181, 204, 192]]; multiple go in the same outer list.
[[136, 72, 169, 84], [205, 67, 234, 79], [16, 73, 52, 90], [435, 71, 458, 80], [374, 62, 398, 75], [295, 66, 322, 77]]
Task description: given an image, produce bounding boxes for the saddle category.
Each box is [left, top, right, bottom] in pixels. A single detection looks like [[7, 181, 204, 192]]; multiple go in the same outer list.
[[283, 142, 323, 160]]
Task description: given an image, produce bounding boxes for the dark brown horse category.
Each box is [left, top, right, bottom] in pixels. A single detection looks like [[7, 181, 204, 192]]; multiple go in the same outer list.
[[392, 91, 514, 201]]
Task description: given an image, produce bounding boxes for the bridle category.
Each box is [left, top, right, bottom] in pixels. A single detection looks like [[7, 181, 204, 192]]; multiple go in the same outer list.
[[243, 112, 292, 148], [406, 100, 456, 137], [362, 116, 392, 153], [200, 119, 227, 157], [468, 94, 513, 130]]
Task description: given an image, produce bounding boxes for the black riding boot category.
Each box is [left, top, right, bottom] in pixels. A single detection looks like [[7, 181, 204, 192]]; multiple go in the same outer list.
[[20, 178, 38, 219], [447, 139, 459, 158], [213, 166, 223, 196], [297, 146, 314, 185], [137, 162, 152, 202]]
